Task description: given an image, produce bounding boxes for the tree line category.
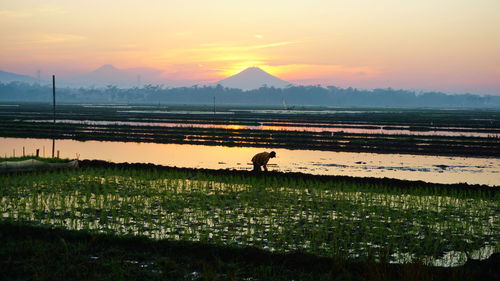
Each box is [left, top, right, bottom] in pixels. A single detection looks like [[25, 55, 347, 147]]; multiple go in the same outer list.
[[0, 81, 498, 108]]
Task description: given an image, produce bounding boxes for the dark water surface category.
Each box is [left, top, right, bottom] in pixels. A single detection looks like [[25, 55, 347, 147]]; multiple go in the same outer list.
[[23, 119, 499, 138]]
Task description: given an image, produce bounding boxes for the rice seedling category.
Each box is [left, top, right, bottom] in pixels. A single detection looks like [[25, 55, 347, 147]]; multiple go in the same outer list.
[[0, 167, 498, 266]]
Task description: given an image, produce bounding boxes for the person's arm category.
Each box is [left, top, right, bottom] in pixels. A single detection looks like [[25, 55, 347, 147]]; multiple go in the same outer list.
[[263, 154, 271, 171]]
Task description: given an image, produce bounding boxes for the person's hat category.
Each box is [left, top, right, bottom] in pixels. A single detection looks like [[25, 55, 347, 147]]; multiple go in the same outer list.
[[269, 151, 276, 157]]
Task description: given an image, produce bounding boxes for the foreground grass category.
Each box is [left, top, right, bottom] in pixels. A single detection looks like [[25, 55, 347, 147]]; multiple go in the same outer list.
[[1, 222, 499, 281], [1, 163, 498, 268]]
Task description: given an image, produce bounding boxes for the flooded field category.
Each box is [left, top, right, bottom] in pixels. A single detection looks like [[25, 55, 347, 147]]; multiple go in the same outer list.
[[23, 119, 498, 138], [1, 137, 498, 186], [2, 104, 498, 158]]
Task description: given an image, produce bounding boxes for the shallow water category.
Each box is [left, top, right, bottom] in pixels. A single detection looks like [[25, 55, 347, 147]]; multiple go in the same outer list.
[[118, 110, 235, 115], [22, 119, 499, 138], [232, 109, 377, 114], [1, 137, 498, 186]]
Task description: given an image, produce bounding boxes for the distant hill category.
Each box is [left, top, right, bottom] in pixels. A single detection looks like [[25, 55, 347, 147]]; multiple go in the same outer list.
[[0, 70, 38, 83], [216, 67, 292, 90], [70, 64, 165, 87], [77, 64, 139, 87], [1, 78, 499, 107]]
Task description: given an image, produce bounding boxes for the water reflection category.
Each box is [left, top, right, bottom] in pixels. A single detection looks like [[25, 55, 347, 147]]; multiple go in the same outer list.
[[119, 110, 234, 115], [1, 137, 498, 186], [23, 119, 499, 138]]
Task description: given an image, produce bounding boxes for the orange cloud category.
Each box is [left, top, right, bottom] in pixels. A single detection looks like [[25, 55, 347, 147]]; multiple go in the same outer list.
[[262, 64, 381, 80], [154, 40, 300, 78]]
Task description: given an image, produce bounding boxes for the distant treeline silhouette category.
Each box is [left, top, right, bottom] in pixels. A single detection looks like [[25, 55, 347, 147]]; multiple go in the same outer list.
[[1, 81, 499, 108]]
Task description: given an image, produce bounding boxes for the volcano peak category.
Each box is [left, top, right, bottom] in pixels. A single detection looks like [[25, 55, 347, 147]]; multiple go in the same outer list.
[[217, 67, 291, 90]]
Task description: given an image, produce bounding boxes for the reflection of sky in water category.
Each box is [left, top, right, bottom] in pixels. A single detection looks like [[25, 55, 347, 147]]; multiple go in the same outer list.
[[22, 119, 498, 138], [1, 137, 498, 186]]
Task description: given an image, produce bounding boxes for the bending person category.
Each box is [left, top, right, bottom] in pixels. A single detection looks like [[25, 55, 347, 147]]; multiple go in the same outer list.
[[251, 151, 276, 172]]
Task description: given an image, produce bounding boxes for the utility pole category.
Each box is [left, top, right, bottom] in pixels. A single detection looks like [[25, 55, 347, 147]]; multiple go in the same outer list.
[[52, 75, 56, 124], [213, 96, 216, 115], [52, 75, 56, 158]]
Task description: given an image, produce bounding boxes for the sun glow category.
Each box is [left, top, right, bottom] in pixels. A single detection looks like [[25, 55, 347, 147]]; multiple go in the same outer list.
[[222, 124, 247, 130], [219, 62, 265, 77], [1, 0, 499, 93]]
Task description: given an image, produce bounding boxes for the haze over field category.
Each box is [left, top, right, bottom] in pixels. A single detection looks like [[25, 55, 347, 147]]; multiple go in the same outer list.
[[1, 0, 499, 95]]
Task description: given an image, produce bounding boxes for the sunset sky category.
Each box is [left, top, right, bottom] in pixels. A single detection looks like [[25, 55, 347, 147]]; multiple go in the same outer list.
[[1, 0, 499, 94]]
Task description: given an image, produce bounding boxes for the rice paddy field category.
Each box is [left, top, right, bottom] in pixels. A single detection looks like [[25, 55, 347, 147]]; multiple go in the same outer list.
[[0, 104, 498, 280], [1, 164, 498, 270], [1, 103, 499, 157]]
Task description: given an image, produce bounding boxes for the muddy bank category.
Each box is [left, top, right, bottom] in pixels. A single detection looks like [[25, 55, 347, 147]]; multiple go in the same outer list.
[[0, 159, 78, 173]]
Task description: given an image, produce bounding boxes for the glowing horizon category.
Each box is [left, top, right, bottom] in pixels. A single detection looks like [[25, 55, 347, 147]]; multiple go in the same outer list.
[[1, 0, 499, 94]]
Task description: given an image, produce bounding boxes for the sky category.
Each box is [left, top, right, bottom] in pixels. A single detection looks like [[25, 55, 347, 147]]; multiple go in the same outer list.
[[1, 0, 499, 94]]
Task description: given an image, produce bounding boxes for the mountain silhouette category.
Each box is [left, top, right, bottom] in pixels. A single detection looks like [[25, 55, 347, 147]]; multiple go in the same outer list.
[[0, 70, 38, 83], [80, 64, 135, 86], [93, 64, 120, 73], [216, 67, 292, 90], [73, 64, 164, 87]]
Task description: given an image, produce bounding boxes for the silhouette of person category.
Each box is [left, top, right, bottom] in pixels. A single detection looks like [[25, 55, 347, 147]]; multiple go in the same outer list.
[[251, 151, 276, 171]]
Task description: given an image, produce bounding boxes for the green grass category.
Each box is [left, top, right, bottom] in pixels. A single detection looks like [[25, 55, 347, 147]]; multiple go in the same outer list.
[[1, 167, 498, 267], [3, 221, 496, 281]]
